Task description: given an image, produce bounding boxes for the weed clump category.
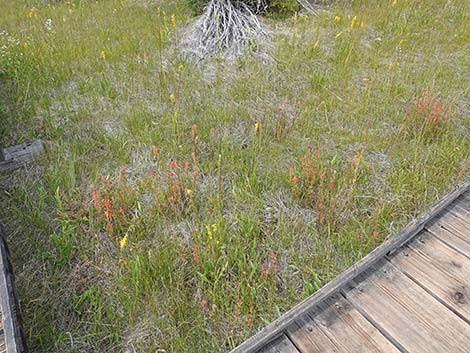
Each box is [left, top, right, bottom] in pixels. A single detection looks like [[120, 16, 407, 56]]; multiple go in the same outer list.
[[401, 90, 449, 141], [289, 149, 361, 230]]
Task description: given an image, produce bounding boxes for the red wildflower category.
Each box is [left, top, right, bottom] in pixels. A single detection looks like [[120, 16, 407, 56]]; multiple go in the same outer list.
[[152, 145, 161, 154], [293, 176, 299, 184], [372, 230, 379, 238], [191, 124, 198, 133], [270, 251, 277, 261]]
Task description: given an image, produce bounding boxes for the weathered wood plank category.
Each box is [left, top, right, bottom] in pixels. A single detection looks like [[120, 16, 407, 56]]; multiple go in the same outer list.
[[426, 222, 470, 259], [445, 212, 470, 233], [449, 206, 470, 224], [389, 231, 470, 321], [287, 294, 401, 353], [428, 213, 470, 244], [0, 221, 28, 353], [256, 334, 300, 353], [287, 314, 339, 353], [345, 260, 470, 353], [230, 182, 470, 353], [0, 140, 44, 173]]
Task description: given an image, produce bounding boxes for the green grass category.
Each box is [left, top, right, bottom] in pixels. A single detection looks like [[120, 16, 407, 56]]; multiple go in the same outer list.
[[1, 0, 469, 351]]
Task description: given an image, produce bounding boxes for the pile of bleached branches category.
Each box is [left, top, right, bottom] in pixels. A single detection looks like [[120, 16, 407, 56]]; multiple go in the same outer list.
[[183, 0, 316, 58]]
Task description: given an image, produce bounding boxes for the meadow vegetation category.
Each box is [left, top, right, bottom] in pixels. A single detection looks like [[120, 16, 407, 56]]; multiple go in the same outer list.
[[0, 0, 469, 352]]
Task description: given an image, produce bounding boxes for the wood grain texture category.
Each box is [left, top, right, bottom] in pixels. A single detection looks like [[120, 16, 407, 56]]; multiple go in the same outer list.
[[230, 182, 470, 353], [0, 140, 43, 173], [345, 259, 470, 353], [256, 334, 299, 353], [436, 211, 470, 235], [0, 221, 28, 353], [287, 294, 401, 353], [389, 230, 470, 322]]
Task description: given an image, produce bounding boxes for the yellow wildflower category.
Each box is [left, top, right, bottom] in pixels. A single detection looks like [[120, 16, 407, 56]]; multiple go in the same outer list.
[[28, 8, 37, 18], [186, 189, 192, 195], [334, 15, 341, 22], [254, 122, 259, 135], [350, 16, 357, 30], [179, 63, 184, 71], [313, 40, 319, 49], [360, 21, 365, 29], [335, 31, 343, 39], [206, 225, 213, 240], [170, 94, 175, 103], [211, 224, 217, 232], [171, 14, 177, 29], [100, 50, 106, 60], [392, 0, 397, 6], [120, 233, 128, 249]]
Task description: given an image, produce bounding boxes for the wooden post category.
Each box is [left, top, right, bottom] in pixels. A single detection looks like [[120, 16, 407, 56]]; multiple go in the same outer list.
[[0, 140, 44, 173], [0, 146, 5, 161]]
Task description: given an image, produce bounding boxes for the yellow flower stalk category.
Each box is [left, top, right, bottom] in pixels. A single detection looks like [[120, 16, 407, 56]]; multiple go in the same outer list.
[[350, 16, 357, 30], [206, 225, 213, 240], [334, 16, 341, 23], [335, 31, 343, 39], [120, 233, 128, 249]]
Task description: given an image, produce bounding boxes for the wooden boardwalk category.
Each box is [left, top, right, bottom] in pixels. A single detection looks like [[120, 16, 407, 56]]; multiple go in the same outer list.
[[232, 183, 470, 353], [0, 221, 27, 353]]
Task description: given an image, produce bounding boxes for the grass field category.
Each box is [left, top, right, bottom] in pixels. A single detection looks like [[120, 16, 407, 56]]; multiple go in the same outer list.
[[1, 0, 469, 352]]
